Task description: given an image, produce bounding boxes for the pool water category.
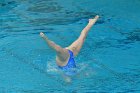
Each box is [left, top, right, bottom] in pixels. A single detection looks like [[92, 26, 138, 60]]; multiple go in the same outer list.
[[0, 0, 140, 93]]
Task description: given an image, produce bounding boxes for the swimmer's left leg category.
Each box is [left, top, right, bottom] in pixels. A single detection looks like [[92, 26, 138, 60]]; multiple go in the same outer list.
[[67, 15, 99, 56]]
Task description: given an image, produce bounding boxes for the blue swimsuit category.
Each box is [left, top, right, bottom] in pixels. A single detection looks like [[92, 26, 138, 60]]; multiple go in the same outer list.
[[58, 50, 76, 75]]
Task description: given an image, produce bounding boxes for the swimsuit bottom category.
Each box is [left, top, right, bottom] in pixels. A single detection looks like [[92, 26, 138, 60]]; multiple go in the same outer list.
[[58, 49, 76, 76]]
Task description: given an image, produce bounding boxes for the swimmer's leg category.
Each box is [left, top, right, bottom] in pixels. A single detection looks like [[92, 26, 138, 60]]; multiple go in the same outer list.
[[40, 32, 69, 63], [67, 15, 99, 56]]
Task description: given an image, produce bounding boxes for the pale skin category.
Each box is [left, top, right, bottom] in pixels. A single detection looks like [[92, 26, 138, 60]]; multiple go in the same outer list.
[[40, 15, 99, 67]]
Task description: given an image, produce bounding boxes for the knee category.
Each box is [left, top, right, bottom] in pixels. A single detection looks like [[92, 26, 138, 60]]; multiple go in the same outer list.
[[78, 36, 85, 42]]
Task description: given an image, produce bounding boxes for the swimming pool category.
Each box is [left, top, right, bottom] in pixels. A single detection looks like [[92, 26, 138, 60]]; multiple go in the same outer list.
[[0, 0, 140, 92]]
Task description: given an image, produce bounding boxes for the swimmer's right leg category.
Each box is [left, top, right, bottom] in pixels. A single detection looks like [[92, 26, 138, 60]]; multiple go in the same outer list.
[[40, 32, 63, 52], [40, 32, 69, 64]]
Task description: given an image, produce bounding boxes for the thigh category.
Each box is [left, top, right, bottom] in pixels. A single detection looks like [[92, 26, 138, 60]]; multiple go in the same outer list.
[[67, 38, 84, 56]]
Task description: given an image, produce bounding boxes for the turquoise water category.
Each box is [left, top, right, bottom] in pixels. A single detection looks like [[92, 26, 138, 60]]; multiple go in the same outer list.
[[0, 0, 140, 93]]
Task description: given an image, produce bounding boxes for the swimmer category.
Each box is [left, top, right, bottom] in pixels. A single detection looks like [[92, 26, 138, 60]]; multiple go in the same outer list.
[[40, 15, 99, 73]]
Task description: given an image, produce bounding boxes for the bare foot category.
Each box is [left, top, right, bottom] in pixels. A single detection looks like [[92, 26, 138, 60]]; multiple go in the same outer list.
[[88, 15, 99, 25], [40, 32, 45, 37]]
